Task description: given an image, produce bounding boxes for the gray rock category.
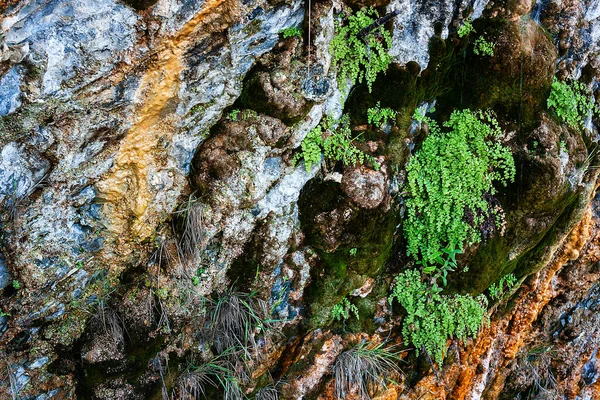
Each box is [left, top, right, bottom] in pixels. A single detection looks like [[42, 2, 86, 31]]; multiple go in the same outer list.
[[0, 142, 49, 204], [4, 0, 140, 96], [387, 0, 490, 70], [0, 253, 10, 290], [0, 66, 23, 116]]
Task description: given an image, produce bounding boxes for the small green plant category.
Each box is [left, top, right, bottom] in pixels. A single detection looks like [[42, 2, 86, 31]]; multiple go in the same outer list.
[[405, 109, 515, 265], [458, 19, 473, 37], [0, 311, 10, 317], [227, 109, 241, 121], [331, 7, 392, 93], [473, 36, 495, 56], [333, 341, 401, 400], [547, 77, 597, 130], [293, 115, 378, 172], [156, 287, 169, 299], [488, 273, 518, 300], [349, 248, 358, 256], [389, 269, 488, 364], [11, 280, 20, 290], [367, 102, 397, 128], [559, 140, 567, 153], [192, 276, 200, 286], [280, 26, 302, 38], [332, 297, 359, 322], [420, 245, 461, 287], [240, 109, 257, 120]]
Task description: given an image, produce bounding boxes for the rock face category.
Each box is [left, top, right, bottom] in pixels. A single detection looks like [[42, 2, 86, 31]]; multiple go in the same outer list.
[[0, 0, 599, 398]]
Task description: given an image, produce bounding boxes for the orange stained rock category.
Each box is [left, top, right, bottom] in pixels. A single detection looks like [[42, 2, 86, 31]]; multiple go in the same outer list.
[[447, 206, 594, 400], [96, 0, 237, 240]]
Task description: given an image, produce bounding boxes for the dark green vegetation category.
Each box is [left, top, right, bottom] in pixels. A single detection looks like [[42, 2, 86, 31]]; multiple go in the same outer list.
[[299, 179, 397, 331]]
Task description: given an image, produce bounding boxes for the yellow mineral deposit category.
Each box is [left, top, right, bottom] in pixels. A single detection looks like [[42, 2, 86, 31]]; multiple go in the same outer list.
[[97, 0, 236, 239]]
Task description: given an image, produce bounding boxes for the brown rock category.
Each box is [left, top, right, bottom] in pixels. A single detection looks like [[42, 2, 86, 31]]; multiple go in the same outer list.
[[341, 165, 387, 209]]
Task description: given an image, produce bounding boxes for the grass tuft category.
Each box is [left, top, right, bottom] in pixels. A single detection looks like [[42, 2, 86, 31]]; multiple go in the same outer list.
[[333, 341, 402, 400]]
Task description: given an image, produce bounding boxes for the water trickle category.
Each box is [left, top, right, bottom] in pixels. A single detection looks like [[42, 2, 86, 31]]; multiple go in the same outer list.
[[530, 0, 549, 25]]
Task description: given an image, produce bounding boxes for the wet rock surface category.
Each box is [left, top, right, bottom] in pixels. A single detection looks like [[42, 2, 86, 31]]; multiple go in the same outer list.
[[0, 0, 599, 398]]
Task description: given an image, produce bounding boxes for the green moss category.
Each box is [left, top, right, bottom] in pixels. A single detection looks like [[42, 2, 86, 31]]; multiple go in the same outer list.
[[437, 18, 556, 133], [243, 19, 263, 36], [298, 180, 397, 330], [448, 185, 580, 294]]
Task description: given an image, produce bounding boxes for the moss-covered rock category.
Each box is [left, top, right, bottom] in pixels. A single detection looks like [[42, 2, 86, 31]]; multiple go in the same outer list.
[[439, 18, 557, 133], [298, 178, 397, 330], [448, 114, 589, 294]]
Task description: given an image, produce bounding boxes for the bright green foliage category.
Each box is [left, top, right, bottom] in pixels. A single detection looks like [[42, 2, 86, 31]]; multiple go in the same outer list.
[[388, 269, 488, 364], [322, 115, 371, 167], [547, 77, 597, 130], [227, 109, 240, 121], [458, 19, 473, 38], [332, 297, 360, 322], [560, 140, 567, 153], [12, 280, 20, 290], [349, 248, 358, 256], [367, 102, 398, 128], [420, 245, 461, 287], [488, 273, 517, 300], [405, 109, 515, 265], [294, 125, 323, 172], [331, 7, 392, 93], [281, 26, 303, 38], [473, 37, 495, 56], [293, 115, 378, 172]]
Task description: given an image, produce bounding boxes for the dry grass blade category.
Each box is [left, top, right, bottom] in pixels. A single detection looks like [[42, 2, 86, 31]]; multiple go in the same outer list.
[[179, 369, 217, 399], [333, 341, 402, 400], [520, 346, 559, 399], [255, 383, 280, 400], [178, 196, 204, 264], [4, 362, 17, 400], [179, 353, 244, 400], [207, 289, 269, 358], [95, 303, 125, 342]]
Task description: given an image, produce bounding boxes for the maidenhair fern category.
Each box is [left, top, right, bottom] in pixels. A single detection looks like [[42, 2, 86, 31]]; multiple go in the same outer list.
[[367, 102, 397, 128], [331, 7, 392, 93], [332, 297, 359, 322], [547, 77, 597, 130], [388, 269, 488, 364], [293, 115, 378, 172], [488, 273, 518, 300], [404, 109, 515, 265]]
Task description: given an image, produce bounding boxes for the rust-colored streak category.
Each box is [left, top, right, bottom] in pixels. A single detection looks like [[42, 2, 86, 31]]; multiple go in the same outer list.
[[96, 0, 235, 239], [448, 207, 594, 400]]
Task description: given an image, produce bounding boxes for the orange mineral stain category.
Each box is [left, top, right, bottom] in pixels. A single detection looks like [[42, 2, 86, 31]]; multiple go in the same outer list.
[[96, 0, 236, 239]]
